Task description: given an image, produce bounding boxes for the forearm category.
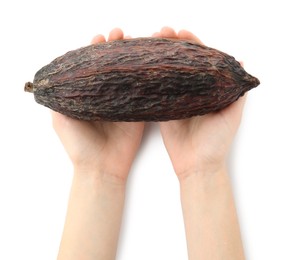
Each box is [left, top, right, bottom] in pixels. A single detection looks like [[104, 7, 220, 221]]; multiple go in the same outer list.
[[179, 167, 245, 260], [57, 170, 126, 260]]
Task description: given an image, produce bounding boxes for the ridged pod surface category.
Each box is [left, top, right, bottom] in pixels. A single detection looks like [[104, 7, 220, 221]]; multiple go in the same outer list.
[[25, 37, 260, 121]]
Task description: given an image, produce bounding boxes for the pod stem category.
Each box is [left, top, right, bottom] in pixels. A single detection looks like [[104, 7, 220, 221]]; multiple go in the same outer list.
[[24, 82, 34, 93]]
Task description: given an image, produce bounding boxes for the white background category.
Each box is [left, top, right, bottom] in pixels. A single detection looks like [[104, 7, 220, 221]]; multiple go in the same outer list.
[[0, 0, 289, 259]]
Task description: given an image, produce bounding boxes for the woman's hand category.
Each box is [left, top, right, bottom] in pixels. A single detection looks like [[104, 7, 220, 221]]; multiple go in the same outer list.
[[156, 27, 247, 179], [56, 29, 145, 260], [155, 27, 246, 260], [52, 28, 144, 182]]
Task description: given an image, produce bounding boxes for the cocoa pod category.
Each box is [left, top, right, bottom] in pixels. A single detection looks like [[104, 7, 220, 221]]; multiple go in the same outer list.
[[25, 37, 260, 121]]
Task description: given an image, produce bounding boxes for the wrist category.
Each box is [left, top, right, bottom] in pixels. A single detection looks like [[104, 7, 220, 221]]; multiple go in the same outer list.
[[177, 162, 227, 183], [178, 165, 230, 204], [73, 166, 128, 186]]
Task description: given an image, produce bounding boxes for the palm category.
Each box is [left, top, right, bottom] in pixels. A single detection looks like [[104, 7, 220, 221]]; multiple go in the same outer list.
[[154, 27, 247, 176], [91, 121, 144, 177], [52, 29, 144, 180], [160, 96, 246, 176], [52, 113, 144, 179]]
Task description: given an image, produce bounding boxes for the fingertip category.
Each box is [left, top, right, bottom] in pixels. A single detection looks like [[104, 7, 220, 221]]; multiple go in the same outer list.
[[108, 28, 124, 41], [91, 34, 106, 44], [160, 26, 178, 38], [178, 30, 204, 44], [177, 29, 193, 39]]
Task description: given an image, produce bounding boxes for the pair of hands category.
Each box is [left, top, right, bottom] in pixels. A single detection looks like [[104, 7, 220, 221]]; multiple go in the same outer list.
[[52, 27, 246, 182]]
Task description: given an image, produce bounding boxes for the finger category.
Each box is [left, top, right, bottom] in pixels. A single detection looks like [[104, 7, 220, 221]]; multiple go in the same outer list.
[[91, 34, 106, 44], [177, 30, 204, 44], [108, 28, 124, 41], [160, 26, 178, 38]]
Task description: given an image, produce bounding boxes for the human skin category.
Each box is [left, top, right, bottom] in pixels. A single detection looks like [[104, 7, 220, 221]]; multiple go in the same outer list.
[[157, 27, 246, 260], [54, 27, 246, 260], [54, 28, 144, 260]]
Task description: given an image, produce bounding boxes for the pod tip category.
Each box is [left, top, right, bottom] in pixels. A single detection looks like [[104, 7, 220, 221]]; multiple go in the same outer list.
[[24, 82, 34, 93]]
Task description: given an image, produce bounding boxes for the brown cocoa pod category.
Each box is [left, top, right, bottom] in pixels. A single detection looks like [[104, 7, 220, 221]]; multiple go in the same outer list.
[[24, 37, 260, 121]]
